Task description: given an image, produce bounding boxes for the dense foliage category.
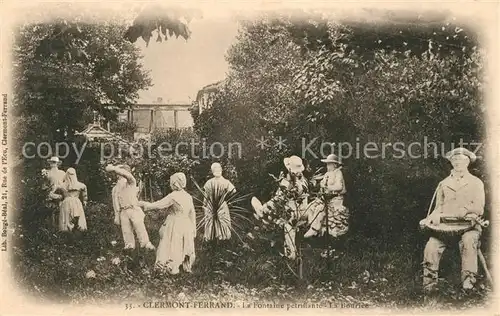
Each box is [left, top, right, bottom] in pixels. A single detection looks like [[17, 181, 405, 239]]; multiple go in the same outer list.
[[124, 5, 202, 45], [12, 9, 492, 308], [11, 19, 154, 245], [13, 21, 152, 143], [193, 12, 488, 245]]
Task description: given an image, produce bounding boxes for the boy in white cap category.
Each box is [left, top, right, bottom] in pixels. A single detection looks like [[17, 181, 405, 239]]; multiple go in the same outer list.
[[45, 157, 66, 228], [422, 147, 485, 291], [106, 164, 155, 251]]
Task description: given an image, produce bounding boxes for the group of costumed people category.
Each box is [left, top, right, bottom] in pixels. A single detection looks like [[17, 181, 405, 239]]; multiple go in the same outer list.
[[108, 162, 238, 274], [44, 160, 237, 275], [43, 147, 489, 291], [108, 155, 348, 274], [251, 154, 349, 260], [43, 156, 88, 232], [43, 153, 348, 275]]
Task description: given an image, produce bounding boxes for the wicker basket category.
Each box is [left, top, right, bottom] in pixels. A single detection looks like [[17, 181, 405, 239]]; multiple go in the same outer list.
[[419, 186, 475, 237], [420, 218, 474, 236]]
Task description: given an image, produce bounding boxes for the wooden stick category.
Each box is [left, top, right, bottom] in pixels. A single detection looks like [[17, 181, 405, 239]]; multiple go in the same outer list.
[[478, 248, 493, 285], [426, 185, 439, 217]]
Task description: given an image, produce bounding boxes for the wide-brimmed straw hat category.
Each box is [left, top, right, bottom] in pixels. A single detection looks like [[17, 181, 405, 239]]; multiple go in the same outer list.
[[283, 155, 305, 173], [321, 154, 342, 164], [445, 148, 477, 163], [47, 156, 62, 164]]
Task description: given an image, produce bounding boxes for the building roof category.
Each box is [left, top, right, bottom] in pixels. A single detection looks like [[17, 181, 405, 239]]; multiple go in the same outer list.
[[127, 104, 192, 112], [196, 79, 227, 101], [75, 123, 132, 145], [132, 103, 191, 108]]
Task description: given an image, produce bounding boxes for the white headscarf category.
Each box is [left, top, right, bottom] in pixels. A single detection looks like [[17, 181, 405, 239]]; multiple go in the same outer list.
[[63, 168, 80, 191], [170, 172, 187, 191]]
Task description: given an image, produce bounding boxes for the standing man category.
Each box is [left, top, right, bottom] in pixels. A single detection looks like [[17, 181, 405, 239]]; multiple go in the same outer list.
[[45, 156, 66, 228], [422, 148, 485, 291], [106, 164, 155, 251]]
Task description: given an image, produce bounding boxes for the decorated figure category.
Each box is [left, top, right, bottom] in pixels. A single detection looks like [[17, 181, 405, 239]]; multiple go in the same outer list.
[[139, 173, 196, 274], [252, 155, 309, 260], [203, 163, 236, 241], [45, 156, 66, 228], [420, 148, 486, 291], [56, 168, 88, 232], [106, 164, 155, 251], [304, 154, 348, 238]]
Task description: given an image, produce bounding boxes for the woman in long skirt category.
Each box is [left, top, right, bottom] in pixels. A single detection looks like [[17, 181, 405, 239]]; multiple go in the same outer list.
[[57, 168, 88, 232], [139, 173, 196, 274], [304, 154, 348, 238]]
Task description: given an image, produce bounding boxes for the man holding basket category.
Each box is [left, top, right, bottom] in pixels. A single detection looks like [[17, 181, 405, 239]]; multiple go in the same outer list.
[[420, 148, 487, 292]]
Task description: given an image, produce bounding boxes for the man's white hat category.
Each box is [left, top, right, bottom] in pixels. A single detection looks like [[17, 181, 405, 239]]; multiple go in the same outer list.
[[321, 154, 342, 165], [47, 156, 62, 164], [445, 147, 477, 163]]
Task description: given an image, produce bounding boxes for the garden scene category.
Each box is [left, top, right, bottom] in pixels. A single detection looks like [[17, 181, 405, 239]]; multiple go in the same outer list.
[[8, 5, 493, 311]]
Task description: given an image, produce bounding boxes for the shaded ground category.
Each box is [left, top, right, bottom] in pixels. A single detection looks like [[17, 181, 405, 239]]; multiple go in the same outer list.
[[11, 202, 492, 311]]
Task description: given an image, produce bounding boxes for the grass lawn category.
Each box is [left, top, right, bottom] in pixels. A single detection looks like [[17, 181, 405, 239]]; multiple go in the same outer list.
[[11, 202, 492, 311]]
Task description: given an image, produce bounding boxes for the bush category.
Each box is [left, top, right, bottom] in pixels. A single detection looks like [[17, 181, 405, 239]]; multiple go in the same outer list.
[[193, 16, 487, 247]]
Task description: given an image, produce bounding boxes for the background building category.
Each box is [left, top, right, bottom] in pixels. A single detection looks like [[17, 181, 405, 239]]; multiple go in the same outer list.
[[195, 80, 226, 114], [119, 97, 194, 140]]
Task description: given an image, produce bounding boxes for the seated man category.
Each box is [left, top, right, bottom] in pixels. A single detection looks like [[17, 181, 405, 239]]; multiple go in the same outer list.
[[422, 148, 485, 291]]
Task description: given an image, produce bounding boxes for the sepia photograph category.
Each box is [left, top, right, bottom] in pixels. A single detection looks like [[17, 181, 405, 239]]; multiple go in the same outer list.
[[0, 1, 498, 314]]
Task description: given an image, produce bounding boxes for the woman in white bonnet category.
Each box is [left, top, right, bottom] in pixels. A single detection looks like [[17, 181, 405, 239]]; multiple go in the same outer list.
[[56, 168, 88, 232], [202, 162, 236, 241], [251, 155, 309, 260], [139, 173, 196, 274]]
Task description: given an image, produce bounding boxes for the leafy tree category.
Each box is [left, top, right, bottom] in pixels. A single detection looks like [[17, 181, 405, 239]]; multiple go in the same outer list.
[[13, 19, 153, 209], [110, 121, 137, 141], [193, 11, 485, 243], [124, 4, 202, 45], [13, 21, 152, 143]]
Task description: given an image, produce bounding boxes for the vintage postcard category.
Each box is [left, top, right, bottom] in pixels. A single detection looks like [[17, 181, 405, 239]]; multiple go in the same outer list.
[[0, 0, 499, 315]]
